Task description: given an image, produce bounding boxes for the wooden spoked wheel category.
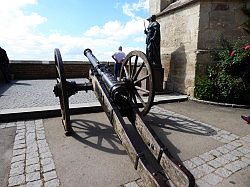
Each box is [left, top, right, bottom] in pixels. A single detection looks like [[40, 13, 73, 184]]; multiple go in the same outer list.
[[54, 48, 72, 135], [119, 50, 155, 116]]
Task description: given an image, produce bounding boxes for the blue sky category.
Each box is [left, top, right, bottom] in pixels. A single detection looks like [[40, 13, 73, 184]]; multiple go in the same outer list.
[[0, 0, 150, 61]]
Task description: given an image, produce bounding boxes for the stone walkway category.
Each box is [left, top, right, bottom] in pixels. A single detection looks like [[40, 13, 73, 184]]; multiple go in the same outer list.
[[0, 79, 96, 110], [0, 120, 59, 187], [147, 107, 250, 186], [1, 106, 249, 187]]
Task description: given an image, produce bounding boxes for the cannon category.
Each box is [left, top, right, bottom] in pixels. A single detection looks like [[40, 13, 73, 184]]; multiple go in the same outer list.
[[53, 48, 195, 187]]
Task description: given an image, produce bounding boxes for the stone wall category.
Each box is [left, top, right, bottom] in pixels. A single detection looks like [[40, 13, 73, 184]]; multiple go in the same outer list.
[[157, 1, 200, 95], [150, 0, 250, 96], [197, 1, 250, 77], [0, 61, 112, 82]]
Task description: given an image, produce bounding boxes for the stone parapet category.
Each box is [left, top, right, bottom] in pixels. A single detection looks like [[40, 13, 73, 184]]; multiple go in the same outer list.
[[0, 61, 112, 81]]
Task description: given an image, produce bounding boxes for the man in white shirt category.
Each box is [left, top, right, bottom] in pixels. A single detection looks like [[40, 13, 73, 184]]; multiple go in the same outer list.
[[112, 46, 126, 80]]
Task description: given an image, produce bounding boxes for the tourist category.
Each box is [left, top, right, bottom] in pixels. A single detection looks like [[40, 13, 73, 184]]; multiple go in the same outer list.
[[112, 46, 126, 80]]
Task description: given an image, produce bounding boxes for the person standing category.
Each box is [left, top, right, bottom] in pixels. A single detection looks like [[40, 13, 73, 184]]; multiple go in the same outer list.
[[144, 15, 161, 67], [112, 46, 126, 80], [0, 47, 11, 83]]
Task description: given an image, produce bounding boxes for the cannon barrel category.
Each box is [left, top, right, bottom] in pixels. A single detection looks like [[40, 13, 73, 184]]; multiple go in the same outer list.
[[84, 48, 129, 109]]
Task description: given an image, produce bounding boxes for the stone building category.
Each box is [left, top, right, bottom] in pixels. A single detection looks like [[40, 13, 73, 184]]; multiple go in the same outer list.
[[149, 0, 250, 96]]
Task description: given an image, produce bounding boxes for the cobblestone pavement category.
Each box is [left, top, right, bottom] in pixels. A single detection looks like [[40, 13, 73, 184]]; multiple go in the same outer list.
[[0, 79, 96, 110], [1, 106, 249, 186], [153, 106, 250, 186], [124, 106, 250, 187], [0, 120, 59, 187], [1, 80, 249, 186]]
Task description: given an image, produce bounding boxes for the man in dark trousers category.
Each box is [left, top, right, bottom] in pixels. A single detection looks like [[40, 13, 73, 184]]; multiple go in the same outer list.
[[0, 47, 11, 83], [144, 15, 161, 67]]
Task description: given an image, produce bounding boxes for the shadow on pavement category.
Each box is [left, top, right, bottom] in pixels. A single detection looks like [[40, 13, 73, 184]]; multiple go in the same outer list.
[[70, 119, 127, 155], [144, 111, 216, 162]]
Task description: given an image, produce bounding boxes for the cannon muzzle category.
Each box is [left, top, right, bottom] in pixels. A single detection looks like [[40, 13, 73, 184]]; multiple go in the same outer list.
[[84, 48, 130, 110]]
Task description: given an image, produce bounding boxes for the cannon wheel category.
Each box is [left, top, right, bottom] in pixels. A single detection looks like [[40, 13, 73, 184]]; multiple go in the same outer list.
[[119, 50, 155, 116], [54, 48, 72, 135]]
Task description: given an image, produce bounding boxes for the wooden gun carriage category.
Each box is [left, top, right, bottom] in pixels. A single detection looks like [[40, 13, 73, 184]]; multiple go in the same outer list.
[[53, 48, 195, 187]]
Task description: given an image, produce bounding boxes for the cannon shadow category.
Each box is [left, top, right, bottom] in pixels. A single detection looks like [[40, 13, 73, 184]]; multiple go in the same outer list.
[[70, 119, 127, 155], [144, 108, 217, 162]]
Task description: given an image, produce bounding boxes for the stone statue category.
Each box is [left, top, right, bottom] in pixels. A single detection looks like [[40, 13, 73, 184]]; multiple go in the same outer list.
[[144, 15, 161, 67]]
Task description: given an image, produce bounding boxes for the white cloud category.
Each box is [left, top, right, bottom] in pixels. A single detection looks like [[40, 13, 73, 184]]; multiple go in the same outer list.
[[0, 0, 148, 61], [122, 0, 149, 18], [84, 18, 144, 40]]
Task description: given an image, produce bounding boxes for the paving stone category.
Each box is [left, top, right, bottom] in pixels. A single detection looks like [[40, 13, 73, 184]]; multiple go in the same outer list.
[[237, 147, 250, 154], [15, 134, 25, 141], [214, 157, 230, 165], [27, 180, 43, 187], [224, 161, 243, 173], [13, 149, 26, 156], [229, 140, 243, 148], [26, 157, 40, 166], [220, 153, 239, 162], [208, 150, 222, 157], [11, 154, 25, 163], [39, 146, 50, 154], [14, 139, 25, 145], [216, 146, 230, 154], [44, 178, 60, 187], [6, 122, 16, 128], [11, 161, 24, 168], [16, 123, 25, 130], [245, 153, 250, 159], [190, 168, 205, 179], [37, 140, 49, 148], [37, 133, 46, 140], [219, 130, 231, 135], [195, 179, 212, 187], [240, 157, 250, 165], [26, 151, 39, 159], [207, 159, 223, 169], [26, 133, 36, 141], [224, 143, 236, 151], [196, 164, 215, 175], [241, 136, 250, 143], [40, 151, 53, 159], [13, 143, 26, 150], [9, 164, 24, 176], [231, 149, 244, 157], [214, 167, 232, 178], [190, 157, 205, 166], [16, 129, 25, 134], [202, 173, 223, 186], [199, 152, 215, 162], [183, 160, 197, 170], [41, 157, 54, 166], [26, 164, 40, 173], [26, 172, 41, 182], [43, 170, 57, 182], [8, 174, 25, 186], [42, 162, 55, 173], [219, 138, 231, 143]]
